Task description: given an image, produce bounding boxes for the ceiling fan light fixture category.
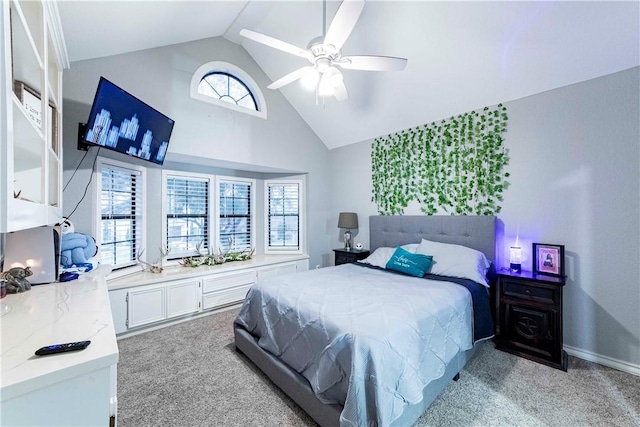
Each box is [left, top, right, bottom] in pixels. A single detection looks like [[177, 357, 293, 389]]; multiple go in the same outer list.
[[327, 67, 343, 87], [318, 74, 334, 97], [240, 0, 405, 102], [300, 67, 320, 90], [316, 58, 332, 73]]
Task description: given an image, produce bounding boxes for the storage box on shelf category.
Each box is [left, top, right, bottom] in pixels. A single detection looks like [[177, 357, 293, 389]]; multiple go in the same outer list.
[[1, 0, 68, 232], [107, 255, 309, 336]]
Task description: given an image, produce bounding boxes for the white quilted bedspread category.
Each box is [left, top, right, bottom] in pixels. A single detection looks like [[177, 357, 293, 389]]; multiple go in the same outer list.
[[235, 263, 474, 426]]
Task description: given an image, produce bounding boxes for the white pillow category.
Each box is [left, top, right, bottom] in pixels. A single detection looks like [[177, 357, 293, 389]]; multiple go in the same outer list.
[[415, 238, 490, 286], [401, 243, 419, 252], [359, 247, 396, 268], [359, 244, 420, 268]]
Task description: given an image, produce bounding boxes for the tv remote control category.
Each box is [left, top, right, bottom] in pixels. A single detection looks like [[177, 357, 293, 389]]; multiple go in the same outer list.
[[35, 340, 91, 356]]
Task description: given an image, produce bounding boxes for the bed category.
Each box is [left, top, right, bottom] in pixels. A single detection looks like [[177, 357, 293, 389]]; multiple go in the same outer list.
[[234, 215, 496, 426]]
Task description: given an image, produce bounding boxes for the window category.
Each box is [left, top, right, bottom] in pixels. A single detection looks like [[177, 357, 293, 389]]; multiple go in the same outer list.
[[97, 159, 145, 269], [265, 180, 304, 254], [190, 61, 267, 119], [198, 72, 257, 111], [216, 177, 255, 253], [163, 171, 211, 258]]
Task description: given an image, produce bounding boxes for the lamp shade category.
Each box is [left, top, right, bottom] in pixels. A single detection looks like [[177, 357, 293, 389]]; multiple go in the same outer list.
[[510, 246, 522, 273], [338, 212, 358, 229]]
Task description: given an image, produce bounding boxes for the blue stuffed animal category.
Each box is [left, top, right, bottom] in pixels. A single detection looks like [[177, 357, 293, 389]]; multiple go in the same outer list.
[[58, 218, 98, 268]]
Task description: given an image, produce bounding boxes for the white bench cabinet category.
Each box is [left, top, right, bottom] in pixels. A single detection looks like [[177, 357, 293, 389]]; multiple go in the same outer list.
[[108, 255, 309, 337]]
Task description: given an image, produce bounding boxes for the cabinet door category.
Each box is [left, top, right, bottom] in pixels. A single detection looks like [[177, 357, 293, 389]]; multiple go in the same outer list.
[[1, 0, 65, 233], [503, 302, 558, 360], [108, 288, 128, 335], [127, 285, 166, 329], [166, 279, 201, 319]]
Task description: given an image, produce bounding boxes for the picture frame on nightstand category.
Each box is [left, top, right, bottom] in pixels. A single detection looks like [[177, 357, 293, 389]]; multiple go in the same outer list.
[[532, 243, 565, 277]]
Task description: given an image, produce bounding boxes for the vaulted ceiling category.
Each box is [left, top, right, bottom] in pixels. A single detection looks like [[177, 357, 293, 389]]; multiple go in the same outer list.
[[58, 1, 639, 150]]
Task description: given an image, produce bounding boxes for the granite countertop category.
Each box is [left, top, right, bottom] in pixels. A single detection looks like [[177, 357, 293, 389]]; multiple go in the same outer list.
[[0, 267, 119, 401]]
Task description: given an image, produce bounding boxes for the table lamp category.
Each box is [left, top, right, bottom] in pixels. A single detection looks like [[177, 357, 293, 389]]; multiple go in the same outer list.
[[510, 246, 522, 273], [338, 212, 358, 250]]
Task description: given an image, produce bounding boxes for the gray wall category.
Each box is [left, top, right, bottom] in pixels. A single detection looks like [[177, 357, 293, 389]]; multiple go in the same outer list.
[[62, 36, 331, 268], [329, 67, 640, 368]]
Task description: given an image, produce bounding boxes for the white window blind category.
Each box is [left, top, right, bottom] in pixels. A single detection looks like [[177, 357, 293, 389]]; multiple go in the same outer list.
[[218, 180, 252, 252], [100, 164, 143, 267], [267, 182, 300, 250], [166, 176, 209, 256]]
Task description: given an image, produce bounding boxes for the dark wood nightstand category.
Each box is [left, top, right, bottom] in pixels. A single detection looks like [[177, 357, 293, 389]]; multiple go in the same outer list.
[[333, 248, 370, 266], [495, 269, 568, 371]]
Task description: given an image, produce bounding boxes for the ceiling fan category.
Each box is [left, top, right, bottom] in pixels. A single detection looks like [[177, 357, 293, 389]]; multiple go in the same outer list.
[[239, 0, 407, 101]]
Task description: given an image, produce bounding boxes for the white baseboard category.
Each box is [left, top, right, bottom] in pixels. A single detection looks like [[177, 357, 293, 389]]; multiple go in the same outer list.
[[564, 345, 640, 376]]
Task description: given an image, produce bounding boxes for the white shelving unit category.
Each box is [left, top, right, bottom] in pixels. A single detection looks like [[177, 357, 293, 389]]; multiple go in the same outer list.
[[0, 0, 68, 233]]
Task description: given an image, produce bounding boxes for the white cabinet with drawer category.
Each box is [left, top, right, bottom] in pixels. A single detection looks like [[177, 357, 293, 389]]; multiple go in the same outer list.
[[108, 255, 309, 337], [256, 262, 298, 282], [202, 270, 255, 310], [256, 259, 308, 281]]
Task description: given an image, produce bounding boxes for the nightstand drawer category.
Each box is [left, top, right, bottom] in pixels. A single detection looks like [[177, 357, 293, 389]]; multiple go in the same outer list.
[[502, 280, 556, 304], [336, 253, 356, 264], [333, 248, 370, 266]]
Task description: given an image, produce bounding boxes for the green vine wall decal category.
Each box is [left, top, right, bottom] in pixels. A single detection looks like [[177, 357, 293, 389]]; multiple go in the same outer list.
[[371, 104, 509, 215]]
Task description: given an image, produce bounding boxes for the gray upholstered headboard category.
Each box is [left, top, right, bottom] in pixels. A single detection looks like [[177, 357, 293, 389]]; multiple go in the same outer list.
[[369, 215, 496, 261]]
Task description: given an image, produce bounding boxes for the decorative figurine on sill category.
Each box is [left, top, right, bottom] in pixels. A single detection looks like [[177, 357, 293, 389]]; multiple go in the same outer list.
[[179, 238, 255, 267], [0, 266, 33, 293], [136, 246, 170, 273]]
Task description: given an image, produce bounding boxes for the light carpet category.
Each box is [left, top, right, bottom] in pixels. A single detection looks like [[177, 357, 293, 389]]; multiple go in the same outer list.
[[116, 307, 640, 427]]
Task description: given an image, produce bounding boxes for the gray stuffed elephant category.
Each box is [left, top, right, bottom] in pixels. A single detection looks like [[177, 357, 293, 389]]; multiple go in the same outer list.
[[0, 266, 33, 293]]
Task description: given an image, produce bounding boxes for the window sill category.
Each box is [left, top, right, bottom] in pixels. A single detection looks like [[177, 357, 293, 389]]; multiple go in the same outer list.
[[103, 264, 144, 281]]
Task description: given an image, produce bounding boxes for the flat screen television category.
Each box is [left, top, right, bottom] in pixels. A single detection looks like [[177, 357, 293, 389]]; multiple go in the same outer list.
[[83, 77, 175, 165]]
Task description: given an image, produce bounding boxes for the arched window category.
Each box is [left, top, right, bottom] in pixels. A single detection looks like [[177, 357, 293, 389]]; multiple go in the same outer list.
[[198, 72, 257, 111], [190, 61, 267, 119]]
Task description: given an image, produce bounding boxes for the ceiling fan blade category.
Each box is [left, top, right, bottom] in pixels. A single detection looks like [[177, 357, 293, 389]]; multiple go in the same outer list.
[[267, 66, 313, 90], [323, 0, 365, 51], [333, 80, 349, 102], [338, 55, 408, 71], [240, 29, 310, 60]]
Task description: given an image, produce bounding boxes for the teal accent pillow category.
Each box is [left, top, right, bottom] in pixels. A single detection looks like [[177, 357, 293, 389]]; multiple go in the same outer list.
[[385, 247, 433, 277]]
